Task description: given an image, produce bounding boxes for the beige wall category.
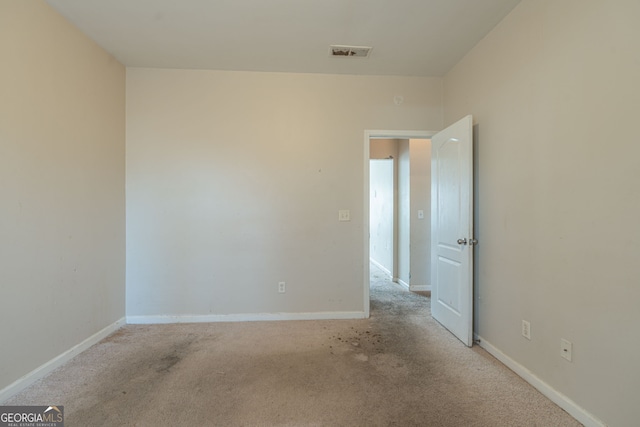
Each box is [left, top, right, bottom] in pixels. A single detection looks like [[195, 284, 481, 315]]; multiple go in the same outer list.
[[369, 139, 399, 278], [408, 139, 430, 289], [0, 1, 125, 392], [369, 139, 399, 160], [397, 140, 411, 285], [369, 159, 394, 274], [444, 0, 640, 425], [126, 69, 442, 318]]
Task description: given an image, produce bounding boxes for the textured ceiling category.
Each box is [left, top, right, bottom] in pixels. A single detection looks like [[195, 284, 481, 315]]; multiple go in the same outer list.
[[47, 0, 522, 76]]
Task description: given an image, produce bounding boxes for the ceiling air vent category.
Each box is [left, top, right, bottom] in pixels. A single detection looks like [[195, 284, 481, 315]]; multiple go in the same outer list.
[[329, 45, 372, 58]]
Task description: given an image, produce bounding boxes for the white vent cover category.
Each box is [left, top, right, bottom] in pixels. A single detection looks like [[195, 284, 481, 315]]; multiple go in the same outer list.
[[329, 45, 372, 58]]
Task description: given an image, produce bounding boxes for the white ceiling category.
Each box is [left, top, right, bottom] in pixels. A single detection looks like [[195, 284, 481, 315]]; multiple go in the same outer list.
[[47, 0, 522, 77]]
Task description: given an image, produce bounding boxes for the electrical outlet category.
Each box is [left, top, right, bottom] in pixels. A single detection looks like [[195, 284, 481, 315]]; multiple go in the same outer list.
[[278, 282, 286, 293], [522, 320, 531, 340], [561, 339, 572, 362]]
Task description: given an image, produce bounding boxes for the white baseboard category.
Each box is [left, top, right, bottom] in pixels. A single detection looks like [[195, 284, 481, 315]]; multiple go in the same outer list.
[[127, 311, 368, 324], [369, 258, 392, 278], [410, 285, 431, 292], [0, 317, 126, 403], [397, 279, 410, 289], [476, 335, 605, 427]]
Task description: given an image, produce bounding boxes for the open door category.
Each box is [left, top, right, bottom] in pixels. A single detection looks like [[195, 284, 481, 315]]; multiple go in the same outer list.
[[430, 115, 475, 346]]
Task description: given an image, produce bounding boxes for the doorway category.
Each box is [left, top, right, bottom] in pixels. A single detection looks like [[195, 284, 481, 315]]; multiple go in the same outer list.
[[364, 131, 435, 317]]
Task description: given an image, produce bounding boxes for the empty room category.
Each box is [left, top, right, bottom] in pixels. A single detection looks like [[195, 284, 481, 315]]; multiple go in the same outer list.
[[1, 1, 638, 426]]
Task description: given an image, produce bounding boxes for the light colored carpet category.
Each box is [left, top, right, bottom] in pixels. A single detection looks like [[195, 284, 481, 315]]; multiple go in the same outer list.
[[5, 265, 582, 426]]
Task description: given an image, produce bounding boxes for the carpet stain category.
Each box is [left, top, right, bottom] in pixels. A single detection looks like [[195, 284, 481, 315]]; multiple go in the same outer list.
[[58, 334, 199, 426], [154, 354, 181, 372]]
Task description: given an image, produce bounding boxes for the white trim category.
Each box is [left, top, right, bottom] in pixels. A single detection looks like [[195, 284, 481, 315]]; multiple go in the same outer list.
[[367, 130, 436, 140], [397, 279, 410, 289], [0, 317, 126, 403], [369, 257, 392, 278], [410, 285, 431, 292], [364, 129, 437, 320], [476, 336, 606, 427], [127, 311, 367, 325], [363, 133, 371, 318]]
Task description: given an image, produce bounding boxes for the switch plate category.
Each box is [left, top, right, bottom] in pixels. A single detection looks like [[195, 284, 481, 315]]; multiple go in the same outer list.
[[561, 339, 572, 362], [338, 210, 350, 221], [522, 320, 531, 340], [278, 282, 286, 293], [418, 210, 425, 219]]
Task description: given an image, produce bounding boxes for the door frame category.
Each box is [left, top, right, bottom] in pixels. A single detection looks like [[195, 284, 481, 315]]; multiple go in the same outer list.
[[363, 130, 436, 317]]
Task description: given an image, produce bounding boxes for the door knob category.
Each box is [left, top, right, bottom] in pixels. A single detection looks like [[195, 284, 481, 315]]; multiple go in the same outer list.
[[457, 238, 467, 245]]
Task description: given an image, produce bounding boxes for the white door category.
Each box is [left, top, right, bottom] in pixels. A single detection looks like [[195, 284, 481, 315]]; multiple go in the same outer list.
[[431, 115, 474, 346]]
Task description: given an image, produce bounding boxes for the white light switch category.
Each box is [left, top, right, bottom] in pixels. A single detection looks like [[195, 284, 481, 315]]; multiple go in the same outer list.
[[418, 210, 424, 219], [339, 210, 350, 221]]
